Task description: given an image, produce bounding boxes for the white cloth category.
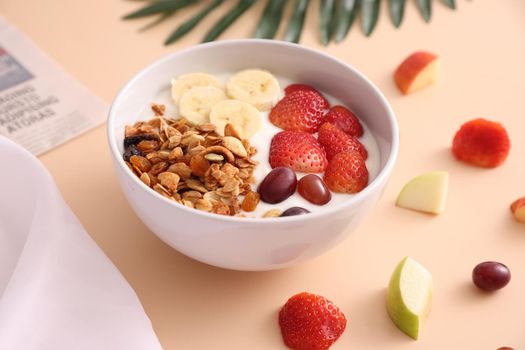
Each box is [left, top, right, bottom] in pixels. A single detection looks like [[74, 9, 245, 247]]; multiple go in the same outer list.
[[0, 137, 162, 350]]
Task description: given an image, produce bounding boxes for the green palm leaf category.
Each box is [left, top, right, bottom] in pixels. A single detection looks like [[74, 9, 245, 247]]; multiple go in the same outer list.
[[123, 0, 198, 19], [320, 0, 336, 46], [283, 0, 310, 43], [254, 0, 286, 39], [123, 0, 459, 45], [389, 0, 405, 28], [202, 0, 256, 42], [165, 0, 223, 45], [441, 0, 455, 9], [139, 9, 177, 32], [332, 0, 358, 43], [361, 0, 380, 37], [416, 0, 432, 22]]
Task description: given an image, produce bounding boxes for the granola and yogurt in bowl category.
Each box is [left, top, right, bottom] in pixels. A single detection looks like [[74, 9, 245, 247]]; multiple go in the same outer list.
[[107, 40, 398, 270], [122, 69, 381, 218]]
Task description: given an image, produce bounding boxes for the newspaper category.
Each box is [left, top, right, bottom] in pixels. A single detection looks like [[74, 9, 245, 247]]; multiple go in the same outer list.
[[0, 16, 107, 156]]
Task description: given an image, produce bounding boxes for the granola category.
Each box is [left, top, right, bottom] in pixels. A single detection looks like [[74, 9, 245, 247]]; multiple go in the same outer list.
[[123, 104, 258, 216]]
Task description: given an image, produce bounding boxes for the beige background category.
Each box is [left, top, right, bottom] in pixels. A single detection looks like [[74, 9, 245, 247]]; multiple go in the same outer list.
[[1, 0, 524, 348]]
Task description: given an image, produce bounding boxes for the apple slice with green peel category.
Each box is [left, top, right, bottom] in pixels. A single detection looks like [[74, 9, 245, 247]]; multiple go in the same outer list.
[[387, 257, 433, 340], [396, 171, 448, 214]]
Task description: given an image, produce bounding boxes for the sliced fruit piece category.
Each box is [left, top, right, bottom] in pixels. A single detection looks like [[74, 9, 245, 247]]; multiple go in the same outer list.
[[226, 69, 280, 111], [324, 105, 363, 137], [279, 292, 346, 350], [285, 83, 317, 95], [396, 171, 448, 214], [510, 197, 525, 223], [284, 83, 330, 105], [452, 118, 510, 168], [387, 257, 433, 340], [178, 86, 227, 125], [323, 151, 368, 193], [269, 90, 329, 133], [394, 51, 439, 95], [171, 72, 222, 103], [269, 131, 328, 173], [318, 122, 368, 160], [209, 100, 262, 139]]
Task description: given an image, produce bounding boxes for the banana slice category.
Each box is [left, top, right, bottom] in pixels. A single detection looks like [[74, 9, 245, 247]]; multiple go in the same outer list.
[[209, 100, 262, 139], [171, 73, 222, 104], [179, 86, 227, 125], [226, 69, 280, 111]]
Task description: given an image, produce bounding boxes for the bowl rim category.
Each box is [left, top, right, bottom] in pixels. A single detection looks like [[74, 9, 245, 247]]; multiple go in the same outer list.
[[107, 39, 399, 224]]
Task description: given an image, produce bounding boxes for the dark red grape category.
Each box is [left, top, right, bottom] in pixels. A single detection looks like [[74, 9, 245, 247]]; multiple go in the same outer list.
[[258, 167, 297, 204], [298, 174, 332, 205], [472, 261, 511, 291], [281, 207, 310, 217]]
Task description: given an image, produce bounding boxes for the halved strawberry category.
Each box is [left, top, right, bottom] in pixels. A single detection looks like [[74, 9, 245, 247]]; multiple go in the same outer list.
[[318, 122, 368, 160], [270, 90, 329, 133], [284, 83, 330, 105], [270, 131, 328, 173], [324, 151, 369, 193], [324, 105, 363, 137], [279, 292, 347, 350], [452, 118, 510, 168]]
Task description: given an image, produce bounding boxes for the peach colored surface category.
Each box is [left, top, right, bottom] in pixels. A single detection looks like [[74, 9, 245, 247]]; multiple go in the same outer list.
[[1, 1, 524, 348]]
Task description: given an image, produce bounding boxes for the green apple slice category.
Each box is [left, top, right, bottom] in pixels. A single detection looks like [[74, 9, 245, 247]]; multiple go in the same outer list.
[[387, 257, 433, 340], [396, 171, 448, 214]]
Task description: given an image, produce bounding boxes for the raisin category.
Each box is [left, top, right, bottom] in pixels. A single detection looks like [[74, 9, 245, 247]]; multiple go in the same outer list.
[[123, 134, 159, 148], [123, 144, 143, 161]]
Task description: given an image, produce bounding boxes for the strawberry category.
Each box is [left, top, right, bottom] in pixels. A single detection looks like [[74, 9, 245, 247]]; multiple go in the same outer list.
[[452, 118, 510, 168], [284, 83, 330, 105], [318, 122, 368, 160], [270, 90, 329, 133], [324, 105, 363, 137], [324, 151, 369, 193], [279, 292, 347, 350], [270, 131, 328, 173]]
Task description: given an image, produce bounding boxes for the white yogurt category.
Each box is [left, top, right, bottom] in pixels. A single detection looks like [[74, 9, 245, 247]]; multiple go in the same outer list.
[[135, 73, 381, 217]]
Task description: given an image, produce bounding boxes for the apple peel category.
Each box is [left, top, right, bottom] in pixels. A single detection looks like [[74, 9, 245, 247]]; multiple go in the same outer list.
[[511, 197, 525, 223], [394, 51, 439, 95], [387, 257, 433, 340]]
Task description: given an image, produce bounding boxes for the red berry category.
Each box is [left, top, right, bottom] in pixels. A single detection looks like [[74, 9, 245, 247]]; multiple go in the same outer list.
[[284, 83, 330, 105], [279, 292, 347, 350], [324, 105, 363, 137], [270, 131, 328, 173], [452, 118, 510, 168], [318, 122, 368, 161], [270, 90, 329, 133], [324, 151, 369, 193]]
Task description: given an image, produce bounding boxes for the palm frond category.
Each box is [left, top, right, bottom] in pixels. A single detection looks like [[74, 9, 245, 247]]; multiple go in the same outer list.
[[164, 0, 223, 45], [283, 0, 310, 43], [361, 0, 380, 37], [202, 0, 256, 42], [389, 0, 405, 28], [254, 0, 286, 39], [332, 0, 358, 43], [123, 0, 459, 45], [441, 0, 455, 9], [123, 0, 198, 19], [416, 0, 432, 22], [320, 0, 336, 46]]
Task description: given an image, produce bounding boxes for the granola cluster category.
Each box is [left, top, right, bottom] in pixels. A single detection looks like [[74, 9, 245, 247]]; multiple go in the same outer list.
[[123, 104, 260, 216]]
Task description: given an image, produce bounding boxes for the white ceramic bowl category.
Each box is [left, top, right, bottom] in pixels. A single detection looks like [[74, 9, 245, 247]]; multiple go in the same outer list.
[[107, 39, 398, 271]]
